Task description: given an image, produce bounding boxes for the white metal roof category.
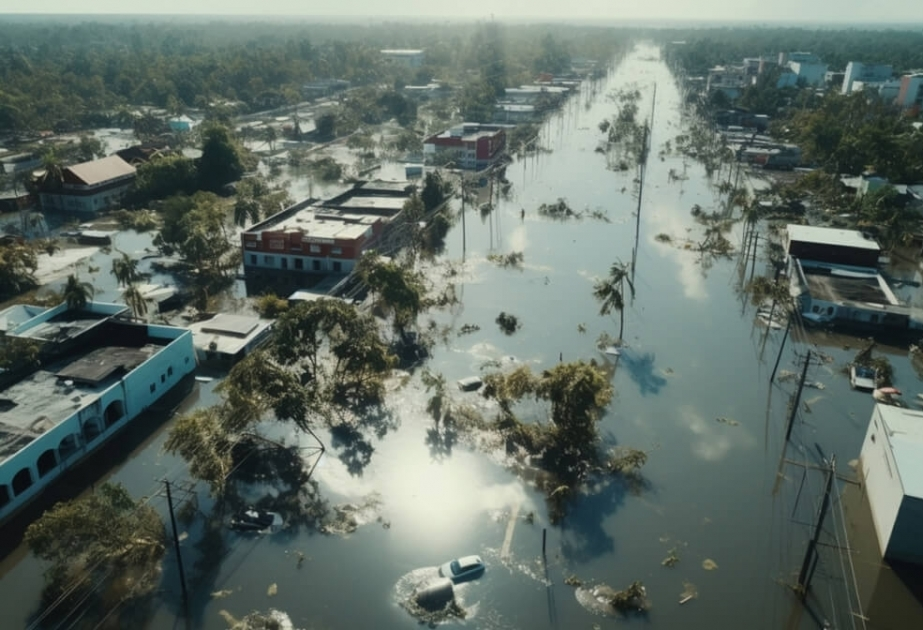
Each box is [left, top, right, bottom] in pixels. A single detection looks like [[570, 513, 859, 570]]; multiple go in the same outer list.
[[876, 404, 923, 499], [786, 224, 880, 251], [66, 155, 136, 186]]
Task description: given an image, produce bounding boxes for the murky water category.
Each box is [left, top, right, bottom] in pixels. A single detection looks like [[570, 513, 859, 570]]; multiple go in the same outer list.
[[2, 43, 921, 629]]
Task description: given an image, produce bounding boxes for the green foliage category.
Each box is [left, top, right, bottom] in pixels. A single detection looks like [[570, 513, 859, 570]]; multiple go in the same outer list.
[[420, 171, 451, 212], [593, 260, 635, 340], [315, 112, 337, 140], [198, 124, 253, 192], [0, 241, 40, 299], [25, 482, 165, 605], [233, 175, 292, 227], [255, 293, 290, 318], [0, 334, 41, 374], [63, 274, 94, 310], [495, 311, 521, 335], [305, 157, 343, 182], [131, 153, 199, 204], [357, 252, 427, 334], [157, 192, 239, 279]]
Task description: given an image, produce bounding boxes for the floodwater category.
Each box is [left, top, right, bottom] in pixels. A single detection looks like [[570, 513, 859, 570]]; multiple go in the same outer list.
[[2, 43, 922, 629]]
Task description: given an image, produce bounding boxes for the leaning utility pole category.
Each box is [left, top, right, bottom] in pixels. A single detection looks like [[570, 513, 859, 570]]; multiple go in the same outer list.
[[797, 455, 836, 598], [164, 480, 190, 616], [770, 316, 794, 383], [785, 350, 811, 442]]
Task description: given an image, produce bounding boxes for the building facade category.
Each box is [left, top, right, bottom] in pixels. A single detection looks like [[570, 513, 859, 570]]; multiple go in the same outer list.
[[896, 74, 923, 110], [0, 302, 196, 526], [423, 123, 507, 170], [842, 62, 894, 95], [380, 49, 425, 68], [39, 155, 136, 215], [860, 404, 923, 565]]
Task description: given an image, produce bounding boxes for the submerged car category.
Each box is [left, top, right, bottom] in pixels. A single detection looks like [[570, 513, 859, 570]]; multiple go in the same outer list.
[[850, 365, 878, 391], [438, 555, 485, 583], [230, 507, 283, 532]]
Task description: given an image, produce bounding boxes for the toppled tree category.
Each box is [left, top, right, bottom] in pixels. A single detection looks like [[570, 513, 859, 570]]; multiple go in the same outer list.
[[24, 483, 166, 627]]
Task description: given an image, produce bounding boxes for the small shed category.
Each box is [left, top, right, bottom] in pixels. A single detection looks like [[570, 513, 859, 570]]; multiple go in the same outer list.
[[859, 404, 923, 565]]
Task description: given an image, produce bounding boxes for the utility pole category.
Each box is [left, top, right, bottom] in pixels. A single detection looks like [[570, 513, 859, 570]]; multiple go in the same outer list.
[[785, 350, 811, 442], [770, 316, 793, 383], [164, 480, 190, 616], [459, 171, 466, 259], [748, 231, 760, 284], [797, 455, 836, 598]]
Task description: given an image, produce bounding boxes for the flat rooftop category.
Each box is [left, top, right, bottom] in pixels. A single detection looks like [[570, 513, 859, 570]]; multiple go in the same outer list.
[[0, 343, 162, 463], [322, 196, 406, 213], [788, 224, 880, 251], [15, 310, 110, 342], [252, 208, 377, 240], [876, 405, 923, 499], [187, 315, 273, 357], [803, 266, 894, 305]]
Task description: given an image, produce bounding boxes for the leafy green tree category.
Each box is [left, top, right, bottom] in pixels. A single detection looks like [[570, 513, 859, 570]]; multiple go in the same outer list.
[[24, 483, 165, 613], [0, 242, 40, 299], [131, 154, 198, 204], [36, 151, 64, 193], [420, 171, 451, 212], [198, 124, 252, 192], [233, 175, 292, 228], [356, 251, 426, 335], [592, 260, 635, 342], [111, 251, 143, 287], [62, 274, 93, 310], [76, 135, 106, 162]]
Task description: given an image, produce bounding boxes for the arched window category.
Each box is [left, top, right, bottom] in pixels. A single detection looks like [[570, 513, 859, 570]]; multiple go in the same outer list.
[[59, 434, 80, 460], [82, 419, 101, 443], [12, 468, 33, 496], [37, 449, 58, 477], [104, 400, 125, 428]]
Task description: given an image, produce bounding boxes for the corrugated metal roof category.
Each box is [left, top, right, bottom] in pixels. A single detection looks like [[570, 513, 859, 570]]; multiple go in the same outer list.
[[877, 404, 923, 499], [787, 224, 880, 251], [66, 155, 136, 186]]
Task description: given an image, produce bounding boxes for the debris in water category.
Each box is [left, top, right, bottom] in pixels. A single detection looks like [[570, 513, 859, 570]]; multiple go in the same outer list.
[[807, 381, 826, 390], [680, 581, 698, 603], [495, 312, 521, 335], [267, 583, 278, 597], [702, 559, 718, 571], [211, 589, 234, 599], [458, 323, 481, 336], [662, 548, 680, 567], [564, 574, 583, 586], [487, 251, 524, 268], [777, 370, 797, 383], [663, 367, 674, 375], [715, 417, 739, 427], [848, 459, 859, 470]]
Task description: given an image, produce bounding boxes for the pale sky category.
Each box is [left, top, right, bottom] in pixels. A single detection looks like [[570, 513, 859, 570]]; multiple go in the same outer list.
[[4, 0, 923, 24]]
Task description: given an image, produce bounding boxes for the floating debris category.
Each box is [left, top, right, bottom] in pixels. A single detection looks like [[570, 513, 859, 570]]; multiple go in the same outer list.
[[496, 312, 521, 335], [211, 589, 234, 599], [702, 559, 719, 571], [458, 323, 481, 336], [777, 370, 797, 383], [806, 381, 826, 390], [267, 583, 278, 597], [679, 581, 698, 604], [487, 251, 524, 268], [564, 574, 583, 586], [662, 548, 680, 568], [715, 417, 739, 427]]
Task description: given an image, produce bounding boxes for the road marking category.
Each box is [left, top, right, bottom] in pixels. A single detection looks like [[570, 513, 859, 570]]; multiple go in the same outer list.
[[500, 502, 521, 561]]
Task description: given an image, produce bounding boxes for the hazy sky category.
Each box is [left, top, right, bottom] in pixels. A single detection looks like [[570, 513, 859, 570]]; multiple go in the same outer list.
[[6, 1, 923, 24]]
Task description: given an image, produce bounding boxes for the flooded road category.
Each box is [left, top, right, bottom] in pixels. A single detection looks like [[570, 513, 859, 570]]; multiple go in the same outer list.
[[2, 43, 921, 629]]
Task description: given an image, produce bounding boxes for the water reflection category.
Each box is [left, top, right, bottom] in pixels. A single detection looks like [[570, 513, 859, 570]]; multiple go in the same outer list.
[[617, 348, 668, 396]]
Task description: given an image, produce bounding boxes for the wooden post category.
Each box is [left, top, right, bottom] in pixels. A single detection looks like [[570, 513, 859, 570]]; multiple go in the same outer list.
[[797, 456, 836, 597], [770, 316, 793, 383], [165, 480, 189, 616], [785, 350, 811, 442]]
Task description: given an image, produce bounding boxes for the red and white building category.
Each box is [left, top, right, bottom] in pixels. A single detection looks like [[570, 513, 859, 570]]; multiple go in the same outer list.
[[423, 123, 507, 171], [241, 182, 414, 275]]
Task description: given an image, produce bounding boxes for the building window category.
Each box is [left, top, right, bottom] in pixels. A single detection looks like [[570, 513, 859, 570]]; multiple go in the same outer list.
[[150, 383, 156, 394], [281, 258, 289, 270], [161, 374, 166, 384], [313, 260, 321, 271], [295, 258, 304, 270], [250, 254, 257, 265], [310, 244, 321, 253], [333, 261, 342, 272], [168, 366, 174, 376], [331, 247, 342, 255], [264, 255, 274, 265]]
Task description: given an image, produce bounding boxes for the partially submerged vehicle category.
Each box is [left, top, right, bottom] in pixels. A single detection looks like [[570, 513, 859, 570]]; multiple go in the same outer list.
[[438, 555, 485, 583], [457, 376, 483, 392], [230, 507, 283, 532], [850, 365, 878, 391]]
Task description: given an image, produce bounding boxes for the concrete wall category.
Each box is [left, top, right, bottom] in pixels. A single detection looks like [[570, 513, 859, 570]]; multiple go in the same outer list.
[[244, 251, 357, 274], [860, 407, 906, 558], [40, 181, 134, 215], [887, 496, 923, 564]]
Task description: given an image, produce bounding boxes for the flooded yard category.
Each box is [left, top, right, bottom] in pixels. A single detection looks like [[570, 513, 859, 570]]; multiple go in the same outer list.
[[2, 43, 921, 629]]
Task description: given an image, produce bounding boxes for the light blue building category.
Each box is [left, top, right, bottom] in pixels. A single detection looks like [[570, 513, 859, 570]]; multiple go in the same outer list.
[[0, 301, 197, 526]]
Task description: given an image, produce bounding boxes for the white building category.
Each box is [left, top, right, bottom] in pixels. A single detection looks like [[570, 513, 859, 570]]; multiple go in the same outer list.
[[380, 49, 425, 68], [0, 301, 196, 526], [186, 314, 273, 365], [788, 61, 829, 87], [842, 62, 893, 95], [859, 404, 923, 565], [39, 155, 136, 215], [706, 65, 750, 99]]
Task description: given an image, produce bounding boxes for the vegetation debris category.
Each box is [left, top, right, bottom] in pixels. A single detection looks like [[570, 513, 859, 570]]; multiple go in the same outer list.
[[487, 251, 525, 268], [702, 558, 719, 571], [661, 548, 680, 568], [496, 312, 521, 335], [715, 416, 740, 427]]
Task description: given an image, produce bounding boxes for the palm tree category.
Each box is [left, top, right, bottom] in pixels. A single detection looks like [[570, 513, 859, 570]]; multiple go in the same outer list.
[[122, 285, 149, 319], [593, 260, 635, 342], [38, 151, 65, 193], [63, 274, 94, 311], [111, 252, 142, 288]]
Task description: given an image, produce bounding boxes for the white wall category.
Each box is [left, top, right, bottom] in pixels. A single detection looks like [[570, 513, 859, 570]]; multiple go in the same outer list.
[[860, 407, 906, 557]]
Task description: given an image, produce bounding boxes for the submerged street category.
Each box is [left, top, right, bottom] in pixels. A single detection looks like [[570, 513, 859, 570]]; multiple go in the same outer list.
[[2, 43, 921, 629]]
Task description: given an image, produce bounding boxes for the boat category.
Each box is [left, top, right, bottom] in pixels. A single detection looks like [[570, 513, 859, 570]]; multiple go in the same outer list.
[[230, 507, 283, 532]]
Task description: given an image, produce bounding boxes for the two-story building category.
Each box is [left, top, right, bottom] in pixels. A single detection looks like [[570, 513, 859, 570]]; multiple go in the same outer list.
[[380, 49, 425, 68], [0, 301, 197, 527], [423, 123, 507, 171], [39, 155, 137, 215]]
